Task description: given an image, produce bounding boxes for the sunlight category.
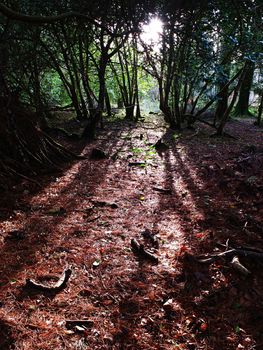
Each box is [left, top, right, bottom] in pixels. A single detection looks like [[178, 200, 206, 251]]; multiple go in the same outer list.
[[141, 17, 163, 46]]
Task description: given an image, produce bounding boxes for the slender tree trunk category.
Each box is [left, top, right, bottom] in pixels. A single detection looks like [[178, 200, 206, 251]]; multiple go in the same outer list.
[[173, 79, 181, 129], [256, 91, 263, 126], [158, 79, 172, 124], [125, 105, 135, 120], [84, 58, 107, 139], [215, 66, 230, 126], [216, 64, 248, 135], [117, 98, 123, 108], [32, 61, 46, 128], [215, 85, 229, 125], [105, 88, 112, 117], [135, 84, 141, 121]]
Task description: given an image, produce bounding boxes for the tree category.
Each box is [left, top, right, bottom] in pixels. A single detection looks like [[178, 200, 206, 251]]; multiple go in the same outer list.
[[110, 34, 141, 120]]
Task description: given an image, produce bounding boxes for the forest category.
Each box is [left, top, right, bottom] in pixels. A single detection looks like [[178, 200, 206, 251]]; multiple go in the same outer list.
[[0, 0, 262, 349]]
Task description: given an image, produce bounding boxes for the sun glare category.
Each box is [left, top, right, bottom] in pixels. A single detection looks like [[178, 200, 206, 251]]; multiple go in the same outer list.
[[141, 17, 163, 45]]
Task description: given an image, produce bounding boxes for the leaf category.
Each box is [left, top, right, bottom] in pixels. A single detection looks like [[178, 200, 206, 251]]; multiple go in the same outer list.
[[173, 133, 180, 140], [235, 325, 241, 333], [200, 322, 208, 332], [178, 245, 189, 255], [92, 259, 101, 268]]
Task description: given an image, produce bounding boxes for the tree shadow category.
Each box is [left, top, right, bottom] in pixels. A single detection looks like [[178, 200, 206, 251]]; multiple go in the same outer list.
[[1, 119, 261, 349], [154, 124, 263, 349], [0, 320, 15, 350]]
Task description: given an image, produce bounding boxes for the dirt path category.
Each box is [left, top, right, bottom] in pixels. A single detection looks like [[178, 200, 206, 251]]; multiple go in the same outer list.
[[0, 118, 262, 350]]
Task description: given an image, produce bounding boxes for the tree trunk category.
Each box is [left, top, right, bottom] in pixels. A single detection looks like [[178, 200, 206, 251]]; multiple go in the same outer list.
[[0, 96, 77, 189], [234, 62, 255, 117], [216, 64, 248, 135], [105, 88, 112, 117], [159, 79, 173, 125], [215, 85, 229, 125], [32, 61, 47, 129], [173, 79, 181, 130], [256, 91, 263, 126], [117, 98, 124, 108], [83, 58, 107, 139], [125, 105, 135, 120]]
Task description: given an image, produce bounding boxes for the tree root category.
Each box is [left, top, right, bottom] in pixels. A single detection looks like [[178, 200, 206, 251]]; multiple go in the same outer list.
[[198, 248, 263, 264], [197, 244, 263, 276]]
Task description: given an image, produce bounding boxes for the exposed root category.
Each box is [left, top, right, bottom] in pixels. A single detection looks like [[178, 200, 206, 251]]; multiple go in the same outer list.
[[231, 256, 251, 276], [26, 268, 72, 293], [0, 99, 80, 188]]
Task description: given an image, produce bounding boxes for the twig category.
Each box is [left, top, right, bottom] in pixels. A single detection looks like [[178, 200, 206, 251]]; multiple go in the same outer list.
[[152, 187, 172, 195], [65, 320, 94, 329], [198, 248, 263, 264]]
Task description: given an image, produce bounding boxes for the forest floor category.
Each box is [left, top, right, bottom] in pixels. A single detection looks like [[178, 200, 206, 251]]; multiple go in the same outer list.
[[0, 115, 262, 350]]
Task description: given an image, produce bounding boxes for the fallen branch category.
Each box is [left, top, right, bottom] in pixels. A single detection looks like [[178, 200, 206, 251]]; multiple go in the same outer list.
[[26, 268, 72, 292], [231, 256, 251, 276], [152, 187, 172, 195], [131, 238, 158, 264], [198, 248, 263, 264]]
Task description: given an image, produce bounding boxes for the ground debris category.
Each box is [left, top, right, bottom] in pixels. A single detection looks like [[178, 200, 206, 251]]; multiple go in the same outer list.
[[91, 199, 118, 208], [152, 186, 172, 194], [154, 139, 169, 151], [131, 238, 159, 263], [26, 268, 72, 292], [141, 228, 159, 248], [231, 256, 251, 276], [5, 229, 26, 241], [65, 319, 94, 330], [90, 147, 108, 159], [1, 117, 262, 350]]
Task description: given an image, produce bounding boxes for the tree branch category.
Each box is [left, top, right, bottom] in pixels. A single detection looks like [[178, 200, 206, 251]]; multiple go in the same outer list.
[[0, 3, 99, 26]]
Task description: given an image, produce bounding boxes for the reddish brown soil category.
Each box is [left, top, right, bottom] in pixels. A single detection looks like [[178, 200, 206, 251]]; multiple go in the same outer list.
[[0, 118, 262, 350]]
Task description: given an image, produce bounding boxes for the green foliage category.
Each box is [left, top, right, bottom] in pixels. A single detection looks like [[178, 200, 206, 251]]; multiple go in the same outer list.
[[41, 71, 71, 106], [0, 0, 261, 134]]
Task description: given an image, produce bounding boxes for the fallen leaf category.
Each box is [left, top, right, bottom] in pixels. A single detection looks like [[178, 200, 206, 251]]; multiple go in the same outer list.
[[200, 322, 208, 332], [93, 259, 101, 268]]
